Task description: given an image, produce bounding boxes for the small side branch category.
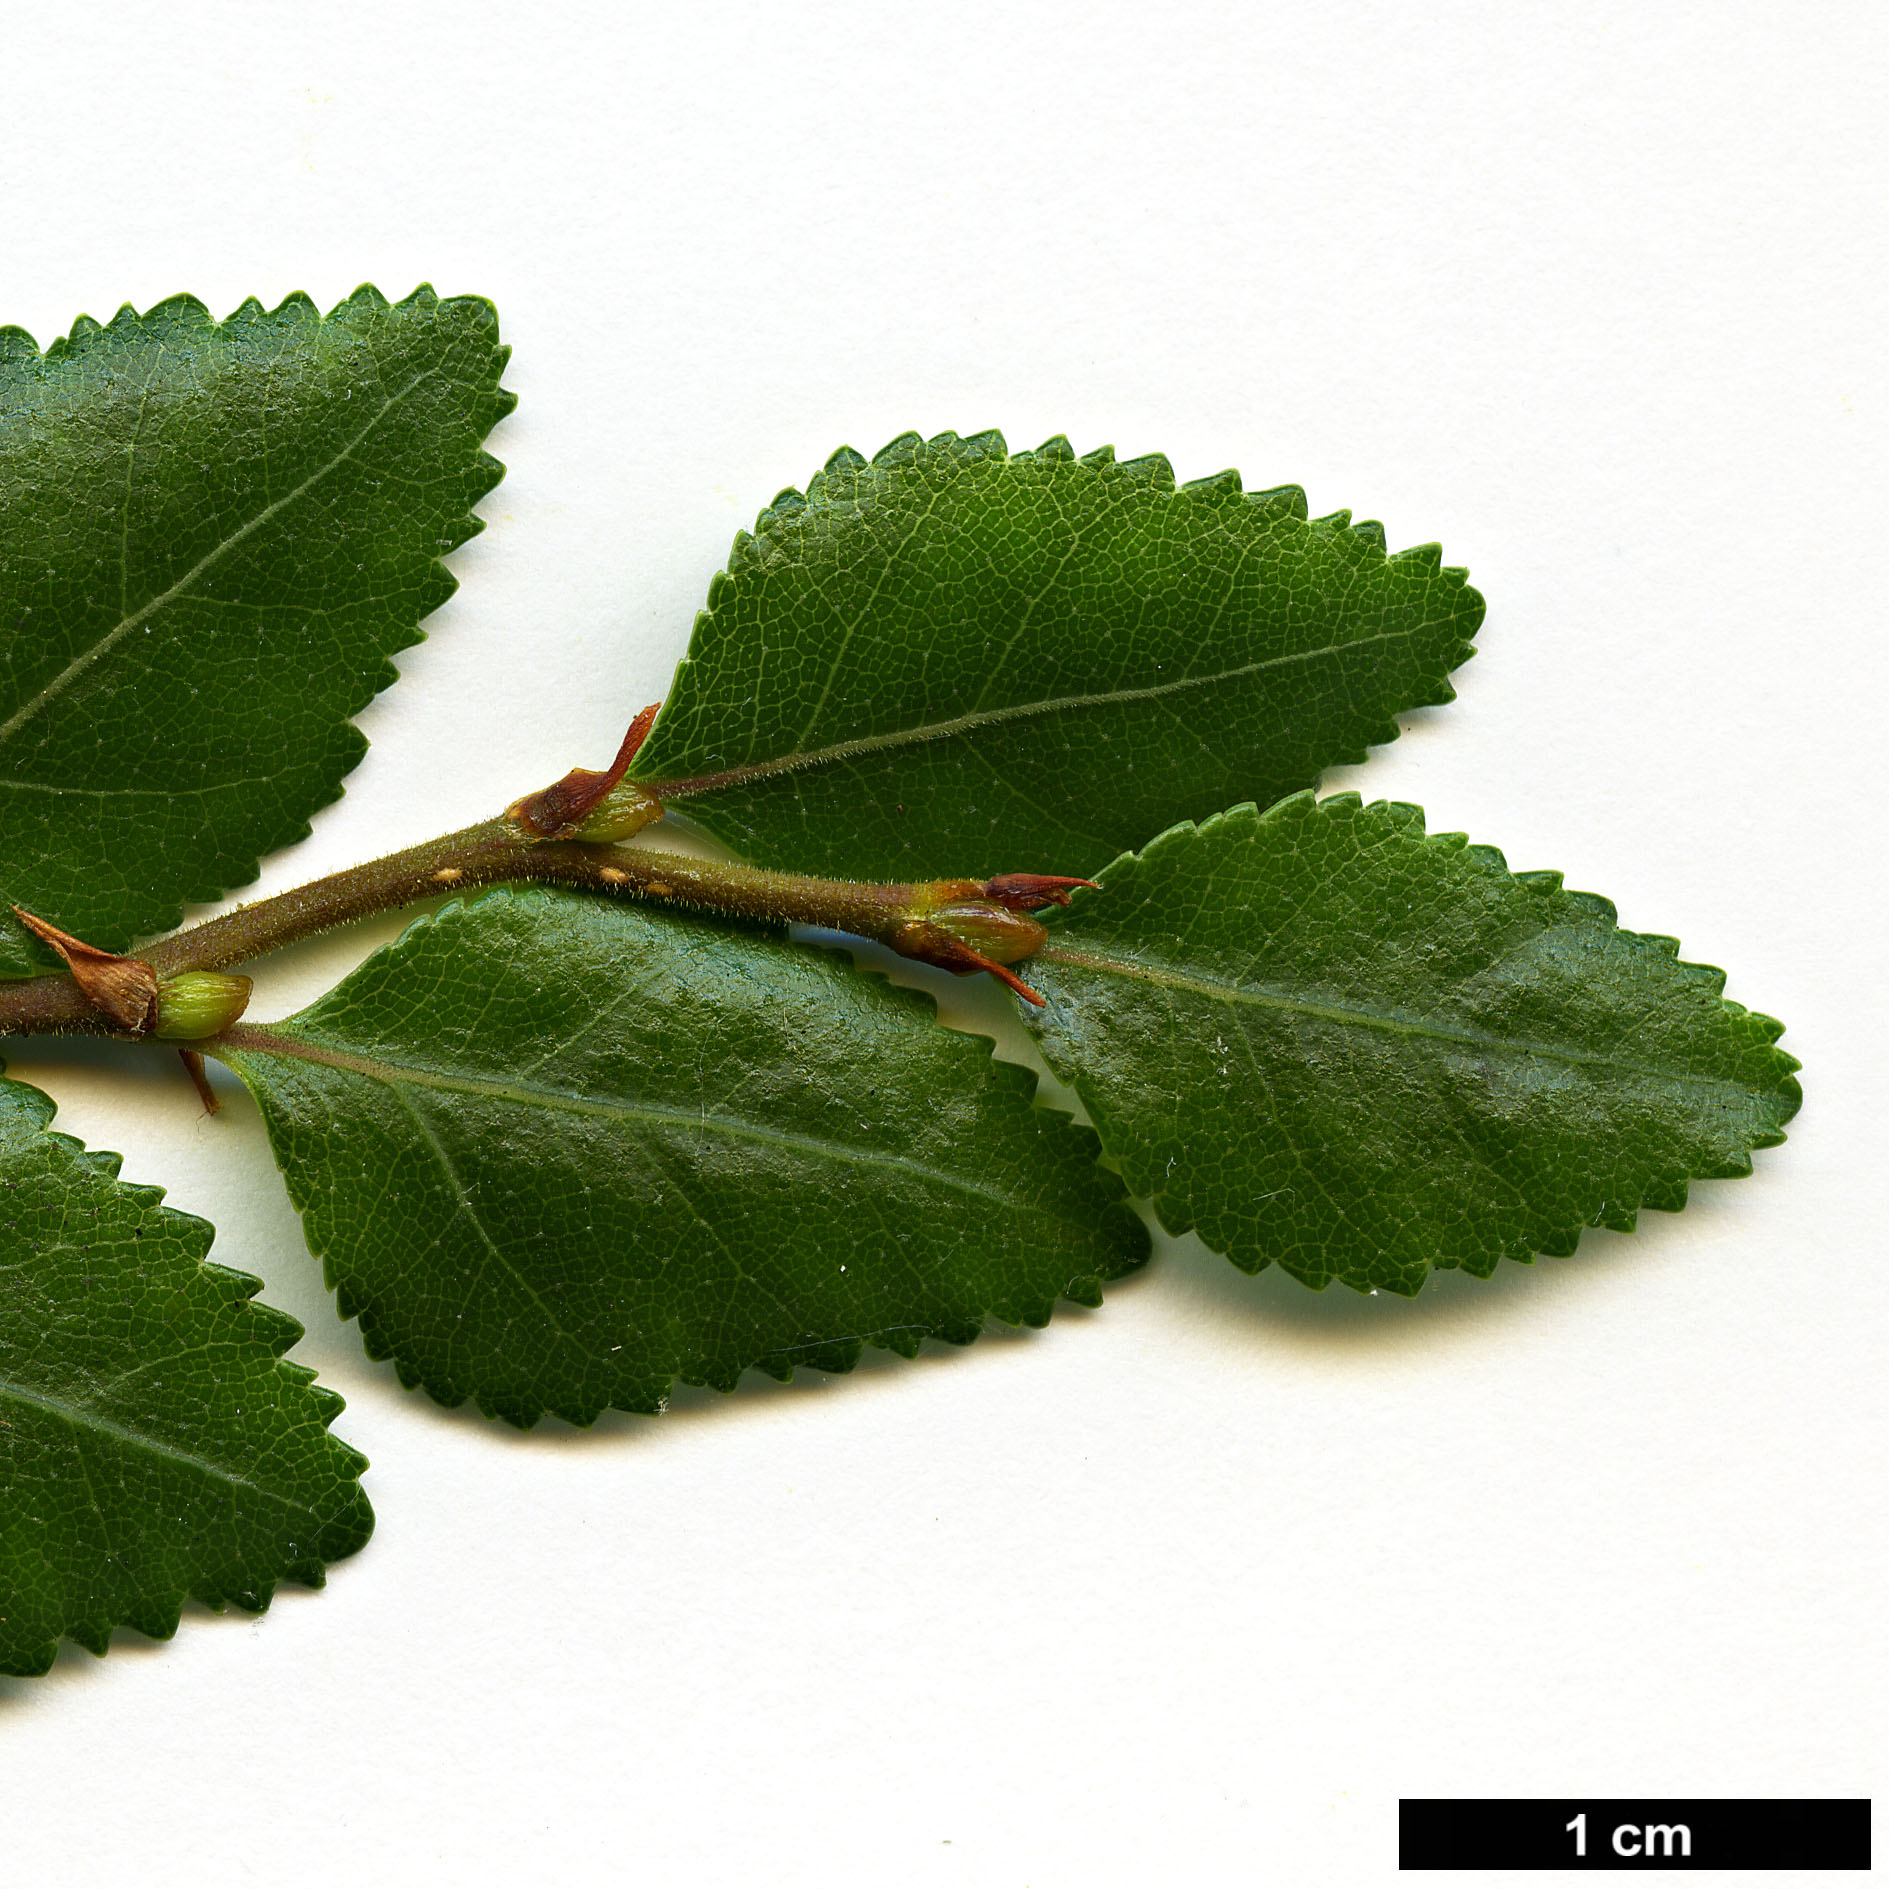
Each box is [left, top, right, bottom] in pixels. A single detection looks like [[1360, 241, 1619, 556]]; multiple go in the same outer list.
[[0, 823, 1093, 1038]]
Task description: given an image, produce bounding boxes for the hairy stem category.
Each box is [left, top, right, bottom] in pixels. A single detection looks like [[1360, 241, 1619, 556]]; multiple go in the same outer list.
[[0, 819, 1067, 1038]]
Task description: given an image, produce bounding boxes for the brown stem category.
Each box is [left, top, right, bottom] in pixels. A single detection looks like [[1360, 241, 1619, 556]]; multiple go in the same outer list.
[[0, 820, 1072, 1038], [0, 972, 131, 1038], [138, 828, 927, 974]]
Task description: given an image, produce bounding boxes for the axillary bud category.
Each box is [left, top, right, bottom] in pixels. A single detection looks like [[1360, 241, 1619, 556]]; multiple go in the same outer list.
[[572, 779, 663, 842], [919, 901, 1049, 966], [507, 701, 665, 842], [151, 973, 253, 1041]]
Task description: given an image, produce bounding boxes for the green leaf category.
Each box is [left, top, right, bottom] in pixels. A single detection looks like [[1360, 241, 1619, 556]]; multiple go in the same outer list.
[[0, 284, 513, 979], [219, 888, 1150, 1429], [632, 431, 1481, 879], [0, 1074, 372, 1678], [1023, 794, 1800, 1295]]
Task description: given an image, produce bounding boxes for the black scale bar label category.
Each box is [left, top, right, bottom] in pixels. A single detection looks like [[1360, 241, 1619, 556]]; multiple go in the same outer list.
[[1399, 1799, 1870, 1870]]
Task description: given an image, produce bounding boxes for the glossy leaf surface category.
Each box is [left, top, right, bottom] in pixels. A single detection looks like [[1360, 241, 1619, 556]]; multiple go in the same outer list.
[[222, 889, 1149, 1428], [1025, 794, 1800, 1294], [0, 1076, 372, 1677], [0, 285, 512, 977], [633, 431, 1481, 879]]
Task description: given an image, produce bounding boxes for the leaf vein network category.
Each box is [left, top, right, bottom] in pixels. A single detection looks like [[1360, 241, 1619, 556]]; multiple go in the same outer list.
[[1040, 946, 1764, 1093], [657, 625, 1424, 795], [0, 1369, 314, 1511], [229, 1031, 1033, 1214], [0, 367, 438, 750]]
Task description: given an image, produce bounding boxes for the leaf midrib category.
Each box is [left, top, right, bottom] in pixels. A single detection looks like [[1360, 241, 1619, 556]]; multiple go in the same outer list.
[[648, 623, 1435, 798], [1037, 943, 1767, 1095], [0, 1370, 317, 1515], [222, 1027, 1037, 1216], [0, 367, 435, 751]]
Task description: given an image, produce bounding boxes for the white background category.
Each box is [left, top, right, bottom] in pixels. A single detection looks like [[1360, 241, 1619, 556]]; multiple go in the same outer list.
[[1, 4, 1882, 1884]]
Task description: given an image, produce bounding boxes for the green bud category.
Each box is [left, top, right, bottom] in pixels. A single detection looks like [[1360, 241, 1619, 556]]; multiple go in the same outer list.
[[573, 779, 664, 843], [922, 902, 1049, 966], [151, 972, 253, 1041]]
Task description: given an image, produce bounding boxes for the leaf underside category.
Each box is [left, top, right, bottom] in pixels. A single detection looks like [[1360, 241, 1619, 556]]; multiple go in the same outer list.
[[632, 431, 1483, 881], [221, 888, 1150, 1429], [0, 1075, 372, 1678], [0, 285, 513, 979], [1025, 794, 1800, 1295]]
